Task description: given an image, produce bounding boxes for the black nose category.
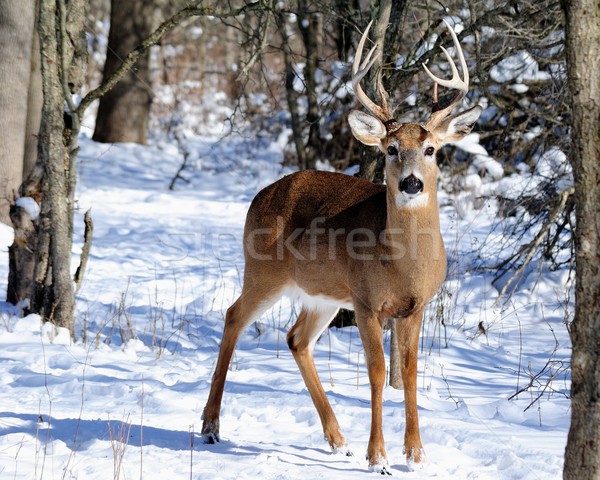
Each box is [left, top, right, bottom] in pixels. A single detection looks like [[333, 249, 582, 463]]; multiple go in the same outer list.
[[399, 175, 423, 195]]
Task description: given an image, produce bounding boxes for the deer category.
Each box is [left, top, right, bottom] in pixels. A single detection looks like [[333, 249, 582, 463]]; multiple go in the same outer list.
[[201, 20, 482, 473]]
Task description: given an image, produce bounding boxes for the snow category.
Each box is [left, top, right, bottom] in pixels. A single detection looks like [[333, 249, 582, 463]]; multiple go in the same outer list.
[[489, 51, 552, 84], [15, 196, 40, 221], [0, 127, 571, 478]]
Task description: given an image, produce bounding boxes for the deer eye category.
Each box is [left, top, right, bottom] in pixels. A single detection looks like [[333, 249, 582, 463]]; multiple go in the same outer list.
[[387, 145, 398, 156], [425, 146, 435, 156]]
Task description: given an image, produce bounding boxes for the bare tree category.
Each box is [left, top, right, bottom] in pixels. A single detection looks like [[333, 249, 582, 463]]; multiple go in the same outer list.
[[0, 0, 41, 226], [28, 0, 88, 331], [562, 0, 600, 477]]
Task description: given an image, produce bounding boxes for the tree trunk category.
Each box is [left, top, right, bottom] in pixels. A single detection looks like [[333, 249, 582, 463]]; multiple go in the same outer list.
[[24, 16, 43, 178], [388, 320, 403, 389], [93, 0, 154, 144], [562, 0, 600, 478], [26, 0, 87, 333], [334, 0, 359, 62], [279, 2, 322, 171], [279, 11, 308, 170], [0, 0, 37, 225], [34, 0, 75, 330], [297, 0, 321, 170], [356, 0, 392, 184], [356, 0, 409, 184], [7, 199, 37, 306]]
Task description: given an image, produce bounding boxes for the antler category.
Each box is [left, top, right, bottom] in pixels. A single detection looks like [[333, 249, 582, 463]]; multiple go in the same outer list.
[[423, 20, 470, 128], [352, 21, 393, 123]]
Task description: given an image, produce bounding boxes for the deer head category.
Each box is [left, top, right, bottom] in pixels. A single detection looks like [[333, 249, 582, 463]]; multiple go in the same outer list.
[[348, 20, 482, 209]]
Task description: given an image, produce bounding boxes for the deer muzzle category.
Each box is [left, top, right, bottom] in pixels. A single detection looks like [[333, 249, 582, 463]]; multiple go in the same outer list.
[[399, 175, 424, 195]]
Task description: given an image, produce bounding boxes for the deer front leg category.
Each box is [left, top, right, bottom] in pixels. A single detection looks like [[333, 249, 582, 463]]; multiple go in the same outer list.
[[396, 310, 425, 467], [355, 309, 390, 474]]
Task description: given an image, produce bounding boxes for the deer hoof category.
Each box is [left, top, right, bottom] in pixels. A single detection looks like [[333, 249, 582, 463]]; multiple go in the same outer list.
[[368, 463, 392, 475], [332, 444, 353, 457], [367, 455, 391, 475], [405, 447, 426, 471]]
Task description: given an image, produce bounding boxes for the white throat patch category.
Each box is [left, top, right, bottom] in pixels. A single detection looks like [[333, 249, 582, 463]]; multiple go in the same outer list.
[[395, 192, 429, 209]]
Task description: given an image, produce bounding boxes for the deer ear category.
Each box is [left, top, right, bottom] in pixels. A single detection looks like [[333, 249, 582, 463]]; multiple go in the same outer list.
[[433, 106, 482, 144], [348, 110, 387, 146]]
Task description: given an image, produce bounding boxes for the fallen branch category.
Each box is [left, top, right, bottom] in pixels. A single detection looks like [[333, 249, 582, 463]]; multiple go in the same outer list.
[[74, 209, 93, 294]]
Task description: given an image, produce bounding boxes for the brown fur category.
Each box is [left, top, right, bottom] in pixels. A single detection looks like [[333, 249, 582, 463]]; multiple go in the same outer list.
[[202, 21, 481, 472], [201, 155, 446, 469], [395, 123, 429, 149]]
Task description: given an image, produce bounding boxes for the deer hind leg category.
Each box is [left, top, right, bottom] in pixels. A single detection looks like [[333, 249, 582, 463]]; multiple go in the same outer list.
[[286, 305, 350, 454], [201, 285, 281, 443], [395, 309, 425, 467]]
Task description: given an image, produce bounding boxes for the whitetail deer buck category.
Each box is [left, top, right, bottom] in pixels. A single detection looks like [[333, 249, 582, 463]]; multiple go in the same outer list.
[[202, 20, 482, 473]]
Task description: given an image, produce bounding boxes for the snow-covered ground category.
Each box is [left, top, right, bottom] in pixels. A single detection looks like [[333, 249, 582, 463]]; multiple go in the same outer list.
[[0, 127, 571, 479]]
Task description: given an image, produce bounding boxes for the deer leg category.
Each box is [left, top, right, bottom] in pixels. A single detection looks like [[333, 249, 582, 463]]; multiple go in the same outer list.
[[355, 308, 389, 473], [201, 288, 279, 442], [287, 306, 350, 453], [396, 310, 425, 466]]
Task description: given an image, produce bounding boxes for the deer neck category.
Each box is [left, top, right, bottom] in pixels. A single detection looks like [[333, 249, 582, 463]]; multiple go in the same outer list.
[[385, 186, 441, 232], [383, 185, 444, 267]]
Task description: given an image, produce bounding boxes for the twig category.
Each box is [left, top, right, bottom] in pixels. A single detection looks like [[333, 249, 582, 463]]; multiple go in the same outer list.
[[168, 133, 191, 191], [507, 321, 570, 410], [108, 414, 132, 480], [236, 9, 272, 81], [74, 209, 93, 294], [493, 187, 574, 306]]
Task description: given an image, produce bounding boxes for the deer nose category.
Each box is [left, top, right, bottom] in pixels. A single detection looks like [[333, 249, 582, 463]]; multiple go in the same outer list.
[[399, 175, 423, 195]]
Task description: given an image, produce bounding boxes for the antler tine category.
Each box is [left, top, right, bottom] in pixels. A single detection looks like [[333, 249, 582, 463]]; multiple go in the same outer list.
[[422, 20, 469, 92], [423, 20, 471, 128], [351, 21, 392, 122]]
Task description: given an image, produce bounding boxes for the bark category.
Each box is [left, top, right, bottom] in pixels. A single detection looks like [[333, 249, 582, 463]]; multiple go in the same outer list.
[[562, 0, 600, 478], [333, 0, 409, 382], [373, 0, 410, 389], [0, 0, 37, 225], [7, 202, 37, 306], [93, 0, 155, 144], [34, 0, 76, 331], [7, 162, 43, 305], [30, 0, 87, 331], [24, 13, 43, 178]]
